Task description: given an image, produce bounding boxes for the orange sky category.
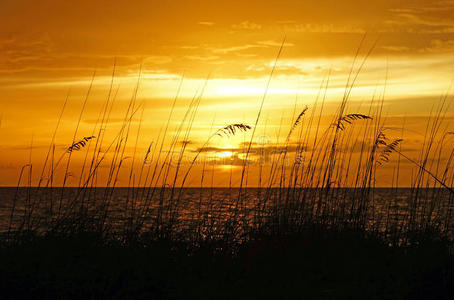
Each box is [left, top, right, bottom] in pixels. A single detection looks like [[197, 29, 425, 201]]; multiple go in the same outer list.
[[0, 0, 453, 187]]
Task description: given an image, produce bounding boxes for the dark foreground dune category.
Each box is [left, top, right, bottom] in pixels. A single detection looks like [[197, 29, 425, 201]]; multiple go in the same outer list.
[[0, 226, 452, 300]]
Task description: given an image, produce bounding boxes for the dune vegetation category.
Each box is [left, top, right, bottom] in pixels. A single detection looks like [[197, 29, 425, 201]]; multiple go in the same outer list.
[[1, 41, 454, 299]]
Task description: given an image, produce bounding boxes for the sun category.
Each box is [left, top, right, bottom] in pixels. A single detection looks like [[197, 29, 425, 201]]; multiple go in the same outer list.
[[216, 143, 234, 158], [217, 151, 233, 158]]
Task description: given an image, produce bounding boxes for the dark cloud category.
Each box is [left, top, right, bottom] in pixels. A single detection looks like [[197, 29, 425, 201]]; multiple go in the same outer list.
[[194, 143, 306, 155]]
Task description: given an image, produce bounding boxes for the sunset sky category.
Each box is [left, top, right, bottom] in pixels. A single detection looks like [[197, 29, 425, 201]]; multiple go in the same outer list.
[[0, 0, 453, 187]]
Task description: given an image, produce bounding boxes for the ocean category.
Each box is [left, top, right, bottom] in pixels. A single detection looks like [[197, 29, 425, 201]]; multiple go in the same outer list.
[[1, 187, 453, 238]]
